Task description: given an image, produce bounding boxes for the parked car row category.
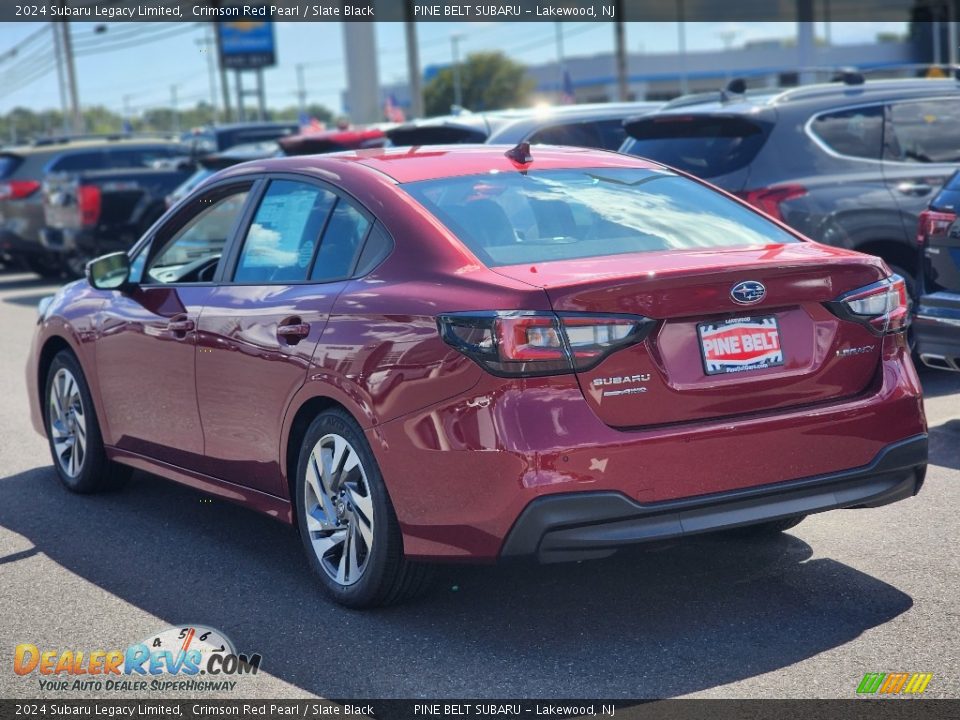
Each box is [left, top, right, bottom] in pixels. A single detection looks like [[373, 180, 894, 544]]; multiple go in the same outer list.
[[616, 74, 960, 371], [0, 123, 387, 279]]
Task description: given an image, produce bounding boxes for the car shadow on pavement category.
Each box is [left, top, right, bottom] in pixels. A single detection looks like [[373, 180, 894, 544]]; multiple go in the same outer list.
[[3, 291, 60, 308], [0, 274, 62, 292], [0, 466, 913, 699]]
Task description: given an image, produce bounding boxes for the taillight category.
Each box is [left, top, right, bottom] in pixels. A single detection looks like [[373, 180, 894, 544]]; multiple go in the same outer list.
[[77, 185, 101, 227], [437, 311, 654, 377], [827, 275, 910, 335], [0, 180, 40, 201], [736, 185, 807, 222], [916, 209, 955, 246]]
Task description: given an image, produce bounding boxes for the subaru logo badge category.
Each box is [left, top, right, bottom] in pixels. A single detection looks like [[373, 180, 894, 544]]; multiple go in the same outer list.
[[731, 281, 766, 305]]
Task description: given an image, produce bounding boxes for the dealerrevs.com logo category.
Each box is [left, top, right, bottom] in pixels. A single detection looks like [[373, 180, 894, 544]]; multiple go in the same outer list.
[[13, 625, 262, 693]]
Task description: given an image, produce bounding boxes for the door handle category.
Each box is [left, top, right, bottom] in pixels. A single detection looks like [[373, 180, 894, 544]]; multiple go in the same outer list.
[[167, 318, 195, 334], [896, 182, 933, 196], [277, 320, 311, 344]]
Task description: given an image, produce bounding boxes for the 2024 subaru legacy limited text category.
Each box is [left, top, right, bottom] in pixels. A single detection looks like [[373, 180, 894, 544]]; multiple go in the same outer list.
[[26, 146, 928, 607]]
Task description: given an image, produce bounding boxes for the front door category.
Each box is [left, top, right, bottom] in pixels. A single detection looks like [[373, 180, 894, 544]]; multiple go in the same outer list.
[[95, 184, 252, 469]]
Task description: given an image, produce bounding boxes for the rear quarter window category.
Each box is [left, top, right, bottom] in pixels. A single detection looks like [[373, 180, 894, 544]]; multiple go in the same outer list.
[[49, 151, 106, 173], [884, 98, 960, 164], [621, 115, 769, 178], [809, 105, 884, 159], [0, 154, 22, 179]]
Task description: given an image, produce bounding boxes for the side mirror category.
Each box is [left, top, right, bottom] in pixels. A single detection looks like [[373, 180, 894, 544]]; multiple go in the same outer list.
[[86, 252, 131, 290]]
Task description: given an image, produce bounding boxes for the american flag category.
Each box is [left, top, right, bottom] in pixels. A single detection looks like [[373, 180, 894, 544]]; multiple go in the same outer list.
[[384, 94, 406, 123]]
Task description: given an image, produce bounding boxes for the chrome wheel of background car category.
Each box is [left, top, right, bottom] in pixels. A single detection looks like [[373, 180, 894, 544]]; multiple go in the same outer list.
[[48, 367, 86, 478], [303, 433, 375, 587]]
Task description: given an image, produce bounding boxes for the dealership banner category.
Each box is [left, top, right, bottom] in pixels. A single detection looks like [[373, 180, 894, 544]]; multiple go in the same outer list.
[[1, 700, 958, 719], [4, 0, 929, 23]]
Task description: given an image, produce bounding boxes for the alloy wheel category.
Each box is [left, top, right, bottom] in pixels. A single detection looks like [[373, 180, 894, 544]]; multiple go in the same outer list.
[[48, 367, 86, 478], [303, 433, 375, 586]]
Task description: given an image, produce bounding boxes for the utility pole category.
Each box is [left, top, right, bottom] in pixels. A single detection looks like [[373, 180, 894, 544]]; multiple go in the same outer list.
[[60, 19, 83, 134], [555, 22, 565, 101], [451, 33, 464, 111], [196, 26, 219, 122], [296, 63, 307, 121], [613, 2, 627, 101], [51, 22, 69, 134], [170, 85, 180, 134], [677, 0, 689, 95], [403, 3, 423, 119]]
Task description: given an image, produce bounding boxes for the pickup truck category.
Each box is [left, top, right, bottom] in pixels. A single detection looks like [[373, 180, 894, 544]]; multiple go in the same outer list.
[[41, 164, 191, 277]]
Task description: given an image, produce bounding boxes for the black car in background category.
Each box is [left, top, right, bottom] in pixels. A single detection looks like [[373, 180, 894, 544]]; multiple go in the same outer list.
[[387, 102, 660, 150], [181, 121, 299, 154], [0, 137, 189, 277], [915, 170, 960, 371], [620, 77, 960, 293]]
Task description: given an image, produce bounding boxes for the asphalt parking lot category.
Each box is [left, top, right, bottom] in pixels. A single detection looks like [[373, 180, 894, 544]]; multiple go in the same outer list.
[[0, 270, 958, 701]]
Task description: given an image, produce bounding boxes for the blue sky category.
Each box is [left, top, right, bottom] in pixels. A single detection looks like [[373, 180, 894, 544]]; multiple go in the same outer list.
[[0, 21, 907, 116]]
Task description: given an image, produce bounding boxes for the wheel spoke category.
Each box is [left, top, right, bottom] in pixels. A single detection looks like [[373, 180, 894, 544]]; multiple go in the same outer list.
[[347, 485, 373, 523], [305, 505, 332, 532], [347, 523, 361, 580], [336, 532, 349, 584], [312, 528, 346, 559], [353, 510, 373, 551], [306, 452, 337, 523]]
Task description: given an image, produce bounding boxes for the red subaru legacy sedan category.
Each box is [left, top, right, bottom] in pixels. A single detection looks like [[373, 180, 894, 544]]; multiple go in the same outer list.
[[26, 145, 927, 607]]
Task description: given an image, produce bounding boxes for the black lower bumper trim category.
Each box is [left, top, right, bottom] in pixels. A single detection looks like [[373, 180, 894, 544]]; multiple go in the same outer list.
[[501, 435, 928, 562]]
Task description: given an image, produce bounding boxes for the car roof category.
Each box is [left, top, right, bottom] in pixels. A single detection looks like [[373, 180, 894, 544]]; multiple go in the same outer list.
[[3, 137, 181, 156], [232, 144, 662, 184], [645, 78, 960, 118]]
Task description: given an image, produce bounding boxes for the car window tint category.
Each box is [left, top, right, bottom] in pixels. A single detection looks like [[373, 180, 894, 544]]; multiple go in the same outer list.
[[146, 190, 248, 284], [0, 153, 22, 179], [621, 116, 769, 178], [404, 168, 798, 267], [809, 105, 883, 159], [354, 222, 393, 275], [103, 147, 184, 169], [884, 99, 960, 163], [529, 122, 602, 148], [234, 180, 336, 284], [50, 151, 105, 172], [310, 199, 371, 282]]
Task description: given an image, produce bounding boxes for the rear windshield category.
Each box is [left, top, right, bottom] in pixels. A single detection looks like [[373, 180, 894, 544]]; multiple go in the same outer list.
[[0, 154, 21, 179], [403, 168, 798, 267], [620, 116, 769, 178]]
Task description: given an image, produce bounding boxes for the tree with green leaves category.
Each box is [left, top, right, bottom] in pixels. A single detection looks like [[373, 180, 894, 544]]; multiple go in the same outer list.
[[424, 51, 535, 117]]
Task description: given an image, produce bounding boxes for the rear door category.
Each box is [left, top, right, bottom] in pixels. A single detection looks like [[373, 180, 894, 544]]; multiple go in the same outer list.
[[882, 97, 960, 252], [195, 177, 373, 495]]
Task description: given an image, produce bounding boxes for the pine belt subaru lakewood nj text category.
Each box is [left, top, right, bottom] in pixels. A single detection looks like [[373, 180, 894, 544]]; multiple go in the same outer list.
[[26, 145, 928, 607]]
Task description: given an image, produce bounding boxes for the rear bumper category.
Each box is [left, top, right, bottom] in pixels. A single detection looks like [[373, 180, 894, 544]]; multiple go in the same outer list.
[[501, 435, 927, 562], [915, 292, 960, 371]]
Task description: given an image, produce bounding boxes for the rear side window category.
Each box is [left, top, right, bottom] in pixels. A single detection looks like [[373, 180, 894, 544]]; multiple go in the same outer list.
[[621, 116, 769, 178], [529, 120, 626, 151], [0, 154, 22, 179], [884, 99, 960, 164], [234, 180, 336, 283], [403, 168, 798, 267], [49, 151, 105, 172], [102, 146, 185, 169], [809, 106, 883, 159]]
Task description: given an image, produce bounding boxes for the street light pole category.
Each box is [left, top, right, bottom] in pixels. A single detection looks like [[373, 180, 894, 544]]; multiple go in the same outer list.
[[170, 85, 180, 134], [555, 22, 565, 101], [404, 4, 423, 118], [451, 33, 464, 111], [50, 23, 69, 134], [196, 26, 219, 122]]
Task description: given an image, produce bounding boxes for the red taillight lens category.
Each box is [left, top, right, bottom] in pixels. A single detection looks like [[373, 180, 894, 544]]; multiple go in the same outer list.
[[0, 180, 40, 201], [828, 275, 910, 335], [438, 311, 654, 377], [77, 185, 101, 227], [736, 185, 807, 222], [916, 209, 955, 246]]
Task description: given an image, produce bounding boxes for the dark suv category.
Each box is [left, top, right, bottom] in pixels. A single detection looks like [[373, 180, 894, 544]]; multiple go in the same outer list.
[[620, 78, 960, 291], [0, 138, 188, 277]]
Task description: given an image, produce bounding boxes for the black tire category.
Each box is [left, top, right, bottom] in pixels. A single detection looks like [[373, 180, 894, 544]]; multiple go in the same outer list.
[[44, 350, 130, 493], [724, 515, 806, 538], [295, 408, 433, 608]]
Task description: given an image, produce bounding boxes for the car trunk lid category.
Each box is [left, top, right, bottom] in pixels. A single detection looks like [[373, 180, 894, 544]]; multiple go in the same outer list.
[[495, 243, 889, 428]]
